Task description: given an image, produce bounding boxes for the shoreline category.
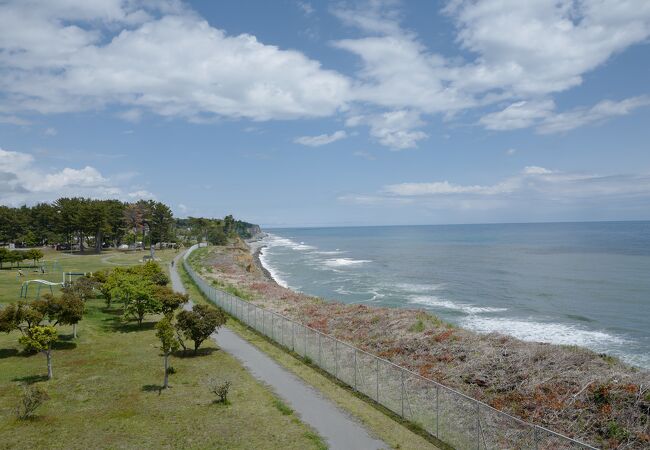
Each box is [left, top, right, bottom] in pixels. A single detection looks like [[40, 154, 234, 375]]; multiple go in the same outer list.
[[207, 237, 649, 449]]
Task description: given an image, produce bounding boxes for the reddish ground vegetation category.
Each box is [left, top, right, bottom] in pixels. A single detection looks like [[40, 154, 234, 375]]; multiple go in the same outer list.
[[189, 241, 650, 449]]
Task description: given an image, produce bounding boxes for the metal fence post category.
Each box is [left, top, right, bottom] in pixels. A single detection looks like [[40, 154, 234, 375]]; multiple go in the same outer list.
[[335, 340, 338, 378], [353, 348, 357, 390], [401, 369, 405, 417], [304, 326, 307, 358], [272, 313, 275, 340], [436, 386, 439, 438], [291, 322, 295, 351], [318, 332, 322, 366], [376, 358, 379, 402], [476, 402, 480, 450], [534, 425, 539, 450]]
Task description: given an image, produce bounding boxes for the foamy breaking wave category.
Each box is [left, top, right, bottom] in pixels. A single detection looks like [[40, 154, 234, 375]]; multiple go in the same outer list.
[[409, 295, 507, 314], [258, 246, 289, 289], [393, 282, 445, 293], [463, 316, 627, 347], [323, 258, 371, 268], [263, 234, 315, 251]]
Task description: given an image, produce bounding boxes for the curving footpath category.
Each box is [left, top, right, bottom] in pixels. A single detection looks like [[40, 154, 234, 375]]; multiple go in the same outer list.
[[169, 252, 387, 450]]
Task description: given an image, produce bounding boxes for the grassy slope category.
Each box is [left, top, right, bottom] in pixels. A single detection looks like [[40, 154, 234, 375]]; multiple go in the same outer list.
[[178, 260, 441, 450], [0, 249, 325, 450]]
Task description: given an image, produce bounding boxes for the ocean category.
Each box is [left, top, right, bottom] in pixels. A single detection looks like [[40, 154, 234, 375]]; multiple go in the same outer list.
[[257, 222, 650, 368]]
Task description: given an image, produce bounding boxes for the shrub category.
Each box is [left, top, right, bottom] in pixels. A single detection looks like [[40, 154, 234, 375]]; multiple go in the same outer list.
[[208, 378, 232, 404], [15, 385, 49, 420], [409, 319, 425, 333]]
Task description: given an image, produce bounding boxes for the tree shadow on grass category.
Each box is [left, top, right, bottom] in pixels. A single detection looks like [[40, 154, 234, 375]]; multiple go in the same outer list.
[[52, 341, 77, 350], [141, 384, 163, 395], [0, 348, 20, 359], [173, 347, 219, 358], [101, 315, 156, 333], [12, 374, 48, 384]]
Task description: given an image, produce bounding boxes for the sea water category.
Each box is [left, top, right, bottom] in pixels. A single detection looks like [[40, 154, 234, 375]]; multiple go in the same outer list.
[[258, 222, 650, 368]]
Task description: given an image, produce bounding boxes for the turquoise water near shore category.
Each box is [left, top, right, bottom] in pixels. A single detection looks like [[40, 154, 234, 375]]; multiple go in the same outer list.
[[258, 222, 650, 368]]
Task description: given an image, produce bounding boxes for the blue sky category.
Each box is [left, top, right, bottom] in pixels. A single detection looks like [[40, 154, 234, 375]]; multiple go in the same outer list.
[[1, 0, 649, 227]]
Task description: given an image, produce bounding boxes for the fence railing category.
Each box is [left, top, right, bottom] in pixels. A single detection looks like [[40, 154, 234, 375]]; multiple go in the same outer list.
[[183, 244, 597, 450]]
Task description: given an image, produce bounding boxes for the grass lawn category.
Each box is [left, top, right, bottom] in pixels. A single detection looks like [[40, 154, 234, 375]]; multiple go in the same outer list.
[[0, 249, 326, 450]]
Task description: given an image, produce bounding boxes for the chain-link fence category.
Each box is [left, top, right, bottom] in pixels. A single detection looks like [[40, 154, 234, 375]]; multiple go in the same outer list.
[[183, 245, 597, 450]]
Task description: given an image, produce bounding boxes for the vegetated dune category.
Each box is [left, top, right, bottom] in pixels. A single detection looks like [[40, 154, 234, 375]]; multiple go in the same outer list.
[[190, 240, 650, 449]]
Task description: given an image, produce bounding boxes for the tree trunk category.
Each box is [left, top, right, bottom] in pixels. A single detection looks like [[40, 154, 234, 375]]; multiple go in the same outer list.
[[163, 353, 169, 389], [95, 230, 102, 253], [45, 348, 53, 380], [73, 323, 77, 339]]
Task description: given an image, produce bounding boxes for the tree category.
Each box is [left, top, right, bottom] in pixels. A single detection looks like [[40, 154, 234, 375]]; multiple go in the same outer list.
[[63, 276, 98, 301], [114, 275, 159, 326], [19, 325, 58, 380], [153, 286, 188, 318], [31, 293, 85, 338], [9, 250, 26, 268], [176, 304, 226, 354], [155, 317, 179, 389], [24, 249, 44, 267], [0, 248, 9, 269]]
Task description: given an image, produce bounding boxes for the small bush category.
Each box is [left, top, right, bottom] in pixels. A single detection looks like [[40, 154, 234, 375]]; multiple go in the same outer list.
[[409, 320, 425, 333], [208, 378, 232, 404], [304, 356, 313, 365], [166, 366, 176, 375], [15, 385, 49, 420]]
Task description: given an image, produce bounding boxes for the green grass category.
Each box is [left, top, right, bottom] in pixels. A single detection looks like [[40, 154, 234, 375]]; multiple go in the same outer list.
[[0, 248, 326, 450], [178, 261, 441, 450]]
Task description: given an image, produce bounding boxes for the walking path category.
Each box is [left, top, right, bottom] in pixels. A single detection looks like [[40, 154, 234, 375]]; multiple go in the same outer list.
[[169, 253, 386, 450]]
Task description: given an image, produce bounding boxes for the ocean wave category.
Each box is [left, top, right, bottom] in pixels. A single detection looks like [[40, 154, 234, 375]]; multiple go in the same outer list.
[[323, 258, 372, 268], [312, 250, 345, 255], [262, 234, 315, 251], [393, 282, 445, 293], [462, 316, 627, 347], [258, 247, 290, 289], [409, 295, 507, 314]]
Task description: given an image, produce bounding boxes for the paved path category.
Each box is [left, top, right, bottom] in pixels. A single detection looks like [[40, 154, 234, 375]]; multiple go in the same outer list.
[[169, 253, 386, 450]]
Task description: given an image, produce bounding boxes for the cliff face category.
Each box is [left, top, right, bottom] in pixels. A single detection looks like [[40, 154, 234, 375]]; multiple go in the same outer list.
[[246, 224, 262, 237]]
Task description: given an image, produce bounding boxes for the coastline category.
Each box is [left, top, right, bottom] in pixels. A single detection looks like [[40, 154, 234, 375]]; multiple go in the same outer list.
[[198, 237, 650, 449]]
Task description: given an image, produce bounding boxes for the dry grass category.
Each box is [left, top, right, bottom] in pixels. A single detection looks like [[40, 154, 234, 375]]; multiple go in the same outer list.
[[190, 242, 650, 449]]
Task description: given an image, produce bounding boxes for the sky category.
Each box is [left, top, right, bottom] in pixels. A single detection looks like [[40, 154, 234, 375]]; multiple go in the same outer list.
[[1, 0, 649, 227]]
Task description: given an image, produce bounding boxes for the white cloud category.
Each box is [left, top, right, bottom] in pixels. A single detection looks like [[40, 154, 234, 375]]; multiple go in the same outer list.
[[44, 127, 58, 136], [346, 166, 650, 210], [537, 95, 650, 134], [117, 109, 143, 123], [481, 95, 650, 133], [523, 166, 553, 175], [505, 148, 517, 156], [127, 190, 156, 200], [333, 1, 650, 138], [0, 115, 31, 126], [446, 0, 650, 96], [479, 100, 555, 130], [348, 110, 428, 150], [294, 130, 347, 147], [0, 1, 350, 121], [0, 147, 155, 205]]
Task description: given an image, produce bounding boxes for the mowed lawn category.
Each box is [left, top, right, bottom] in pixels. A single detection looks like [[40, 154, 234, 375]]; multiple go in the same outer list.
[[0, 249, 326, 450]]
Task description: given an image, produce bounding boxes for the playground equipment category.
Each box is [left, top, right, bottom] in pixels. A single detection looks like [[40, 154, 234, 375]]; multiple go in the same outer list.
[[19, 279, 64, 298], [18, 272, 93, 299], [63, 272, 93, 284]]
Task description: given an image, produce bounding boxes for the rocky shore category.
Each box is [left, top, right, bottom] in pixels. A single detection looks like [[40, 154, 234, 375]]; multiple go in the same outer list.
[[188, 239, 650, 449]]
